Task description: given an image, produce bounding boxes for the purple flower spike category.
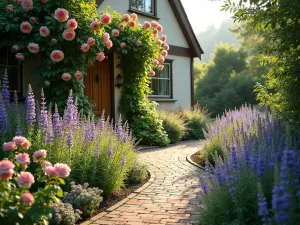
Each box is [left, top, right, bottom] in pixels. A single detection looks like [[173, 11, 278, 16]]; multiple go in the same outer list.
[[46, 111, 53, 143], [53, 104, 62, 137], [1, 69, 10, 108], [108, 141, 113, 158], [15, 114, 22, 136], [230, 145, 239, 170], [200, 180, 209, 194], [26, 84, 36, 126], [116, 116, 123, 139], [67, 129, 73, 148], [0, 94, 8, 134], [258, 191, 269, 225], [272, 184, 289, 225]]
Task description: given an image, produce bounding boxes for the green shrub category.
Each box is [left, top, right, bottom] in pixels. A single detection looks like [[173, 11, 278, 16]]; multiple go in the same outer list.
[[126, 163, 148, 185], [157, 109, 187, 143]]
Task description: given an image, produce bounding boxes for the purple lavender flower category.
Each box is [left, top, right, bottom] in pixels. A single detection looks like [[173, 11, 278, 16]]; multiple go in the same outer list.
[[39, 89, 48, 132], [230, 145, 239, 170], [108, 141, 113, 158], [64, 90, 76, 128], [99, 113, 105, 131], [1, 69, 10, 108], [272, 184, 289, 225], [280, 150, 297, 186], [89, 121, 95, 141], [26, 85, 36, 126], [257, 155, 265, 178], [0, 95, 7, 135], [46, 111, 53, 143], [258, 192, 269, 225], [116, 116, 123, 140], [200, 180, 209, 194], [67, 129, 73, 147], [53, 104, 62, 137], [123, 123, 129, 143]]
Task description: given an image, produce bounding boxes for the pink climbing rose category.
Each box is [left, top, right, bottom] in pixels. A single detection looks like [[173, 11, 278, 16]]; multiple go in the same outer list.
[[61, 73, 71, 81], [100, 13, 111, 25], [67, 19, 78, 29], [87, 37, 95, 46], [20, 21, 32, 34], [153, 60, 159, 66], [51, 38, 57, 44], [33, 149, 47, 162], [131, 13, 138, 20], [62, 29, 76, 41], [12, 45, 19, 51], [54, 8, 69, 22], [44, 80, 50, 86], [0, 159, 15, 181], [74, 71, 82, 79], [118, 23, 125, 30], [54, 163, 71, 178], [158, 65, 164, 71], [129, 20, 136, 28], [15, 153, 30, 166], [106, 40, 113, 49], [161, 50, 168, 57], [111, 29, 119, 37], [21, 0, 33, 12], [17, 171, 35, 187], [50, 50, 64, 62], [22, 192, 34, 205], [144, 21, 151, 29], [163, 44, 169, 51], [120, 42, 126, 48], [41, 0, 48, 3], [103, 32, 110, 43], [161, 35, 167, 43], [136, 41, 141, 46], [27, 43, 39, 54], [157, 24, 163, 32], [151, 21, 158, 28], [90, 21, 100, 31], [157, 40, 163, 46], [96, 52, 105, 62], [3, 142, 17, 151], [43, 166, 56, 176], [6, 5, 14, 13], [13, 136, 29, 146], [39, 26, 50, 37], [123, 14, 130, 22], [15, 53, 25, 61], [30, 17, 36, 24], [149, 71, 155, 77], [13, 0, 21, 4], [159, 56, 165, 63], [80, 43, 90, 52]]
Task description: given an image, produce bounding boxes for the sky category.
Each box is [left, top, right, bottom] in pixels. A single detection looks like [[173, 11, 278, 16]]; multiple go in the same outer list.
[[181, 0, 232, 34]]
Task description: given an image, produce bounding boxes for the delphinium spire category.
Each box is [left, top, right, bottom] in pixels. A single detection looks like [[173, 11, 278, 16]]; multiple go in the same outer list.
[[39, 88, 48, 134], [116, 115, 123, 140], [26, 84, 36, 126], [46, 109, 53, 143], [0, 93, 8, 135], [123, 123, 129, 143], [53, 104, 62, 137], [15, 114, 22, 136], [1, 68, 10, 108]]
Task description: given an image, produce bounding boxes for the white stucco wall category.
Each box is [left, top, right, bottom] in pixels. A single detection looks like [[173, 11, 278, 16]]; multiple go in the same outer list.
[[98, 0, 189, 48]]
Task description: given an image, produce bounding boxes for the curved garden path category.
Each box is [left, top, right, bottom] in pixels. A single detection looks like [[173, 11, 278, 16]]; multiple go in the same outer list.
[[82, 140, 204, 225]]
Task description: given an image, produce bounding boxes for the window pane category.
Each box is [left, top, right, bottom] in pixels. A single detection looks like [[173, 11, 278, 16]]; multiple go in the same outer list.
[[151, 78, 159, 95], [157, 64, 169, 78], [131, 0, 153, 14], [159, 79, 170, 96]]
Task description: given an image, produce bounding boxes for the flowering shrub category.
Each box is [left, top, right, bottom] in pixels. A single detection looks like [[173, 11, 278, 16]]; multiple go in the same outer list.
[[0, 136, 71, 224], [63, 182, 103, 217], [50, 203, 82, 225]]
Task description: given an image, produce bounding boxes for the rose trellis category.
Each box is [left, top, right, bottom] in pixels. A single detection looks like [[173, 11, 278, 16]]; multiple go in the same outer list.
[[0, 0, 170, 146]]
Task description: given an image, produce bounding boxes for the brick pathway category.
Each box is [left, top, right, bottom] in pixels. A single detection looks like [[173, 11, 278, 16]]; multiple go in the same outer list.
[[84, 140, 204, 225]]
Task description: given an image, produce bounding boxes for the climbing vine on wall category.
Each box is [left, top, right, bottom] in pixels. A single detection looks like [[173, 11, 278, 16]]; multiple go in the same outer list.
[[0, 0, 170, 146]]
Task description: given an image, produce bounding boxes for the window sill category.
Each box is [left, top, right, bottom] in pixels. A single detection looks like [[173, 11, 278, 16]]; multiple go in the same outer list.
[[128, 8, 160, 20], [149, 98, 177, 102]]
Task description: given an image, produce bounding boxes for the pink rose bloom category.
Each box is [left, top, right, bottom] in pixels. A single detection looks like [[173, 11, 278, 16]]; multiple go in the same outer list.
[[111, 29, 119, 37], [74, 71, 82, 79], [13, 136, 28, 145], [54, 163, 71, 178], [3, 142, 17, 151], [50, 50, 64, 62], [123, 14, 130, 22], [100, 13, 111, 25], [18, 171, 35, 187], [80, 43, 90, 52], [151, 21, 158, 28], [21, 0, 33, 12], [120, 42, 126, 48], [136, 41, 141, 46], [90, 21, 100, 31], [159, 56, 165, 63], [6, 5, 14, 13], [39, 26, 50, 37], [33, 149, 47, 162], [67, 19, 78, 29], [129, 20, 136, 28], [62, 73, 71, 81], [44, 80, 50, 86], [43, 166, 56, 176], [27, 43, 39, 54], [158, 65, 164, 71], [62, 29, 76, 41], [12, 45, 19, 51], [21, 140, 31, 150], [163, 44, 169, 51], [54, 8, 69, 22], [20, 21, 32, 34], [131, 13, 138, 20], [149, 71, 155, 77], [87, 37, 95, 46], [0, 159, 15, 181], [106, 40, 113, 49], [144, 21, 151, 29], [15, 53, 25, 61], [22, 192, 34, 205], [96, 52, 105, 62], [13, 0, 21, 4], [15, 153, 30, 166], [161, 50, 168, 57], [153, 60, 159, 66], [41, 0, 48, 3], [51, 38, 57, 44], [153, 29, 158, 35], [103, 32, 110, 43], [157, 40, 163, 46], [118, 23, 125, 30], [157, 25, 163, 32], [30, 17, 36, 24], [161, 35, 167, 43], [41, 161, 52, 168]]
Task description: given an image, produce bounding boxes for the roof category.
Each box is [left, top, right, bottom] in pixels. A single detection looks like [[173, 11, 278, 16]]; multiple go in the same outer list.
[[168, 0, 204, 59]]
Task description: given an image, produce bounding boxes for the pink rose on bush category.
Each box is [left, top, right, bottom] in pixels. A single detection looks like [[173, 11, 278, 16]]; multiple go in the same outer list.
[[80, 43, 90, 52], [90, 21, 100, 31], [131, 13, 138, 20], [50, 50, 64, 62], [12, 45, 19, 51], [41, 161, 52, 168], [33, 149, 47, 162], [51, 38, 57, 44], [163, 44, 169, 51], [6, 5, 14, 13], [43, 166, 56, 176], [129, 20, 136, 28], [159, 56, 165, 63], [153, 29, 158, 35], [13, 0, 20, 4], [54, 163, 71, 178], [123, 14, 130, 22], [151, 21, 158, 28], [96, 52, 105, 62], [13, 136, 28, 146], [157, 40, 163, 46], [21, 0, 33, 12], [0, 159, 15, 181], [149, 71, 155, 77], [22, 192, 34, 205], [15, 53, 25, 61], [3, 142, 17, 151], [20, 21, 32, 34], [15, 153, 30, 166], [157, 25, 163, 32], [111, 29, 119, 37], [30, 17, 36, 24], [161, 35, 167, 43], [106, 40, 113, 49], [74, 71, 82, 79], [18, 171, 35, 187], [44, 80, 50, 86], [118, 23, 125, 30], [100, 13, 111, 25], [54, 8, 69, 22], [62, 29, 76, 41], [41, 0, 48, 3], [103, 32, 110, 43], [61, 73, 71, 81], [67, 19, 78, 29], [158, 65, 164, 70], [120, 42, 126, 48], [136, 40, 141, 46], [87, 37, 95, 46], [144, 21, 151, 29], [27, 43, 39, 54], [39, 26, 50, 37], [153, 60, 159, 66], [161, 50, 168, 57]]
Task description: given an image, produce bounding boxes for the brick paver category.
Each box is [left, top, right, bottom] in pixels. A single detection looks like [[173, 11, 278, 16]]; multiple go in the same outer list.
[[87, 140, 204, 225]]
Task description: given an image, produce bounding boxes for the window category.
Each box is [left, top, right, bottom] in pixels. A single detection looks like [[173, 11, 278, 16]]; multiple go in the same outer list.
[[150, 61, 172, 98], [130, 0, 156, 16], [0, 47, 23, 97]]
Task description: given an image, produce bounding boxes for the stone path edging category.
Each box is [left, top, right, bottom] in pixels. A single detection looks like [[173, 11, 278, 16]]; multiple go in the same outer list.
[[186, 152, 204, 170]]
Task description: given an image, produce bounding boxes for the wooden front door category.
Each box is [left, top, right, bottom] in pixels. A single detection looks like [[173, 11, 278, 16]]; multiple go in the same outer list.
[[84, 60, 112, 117]]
